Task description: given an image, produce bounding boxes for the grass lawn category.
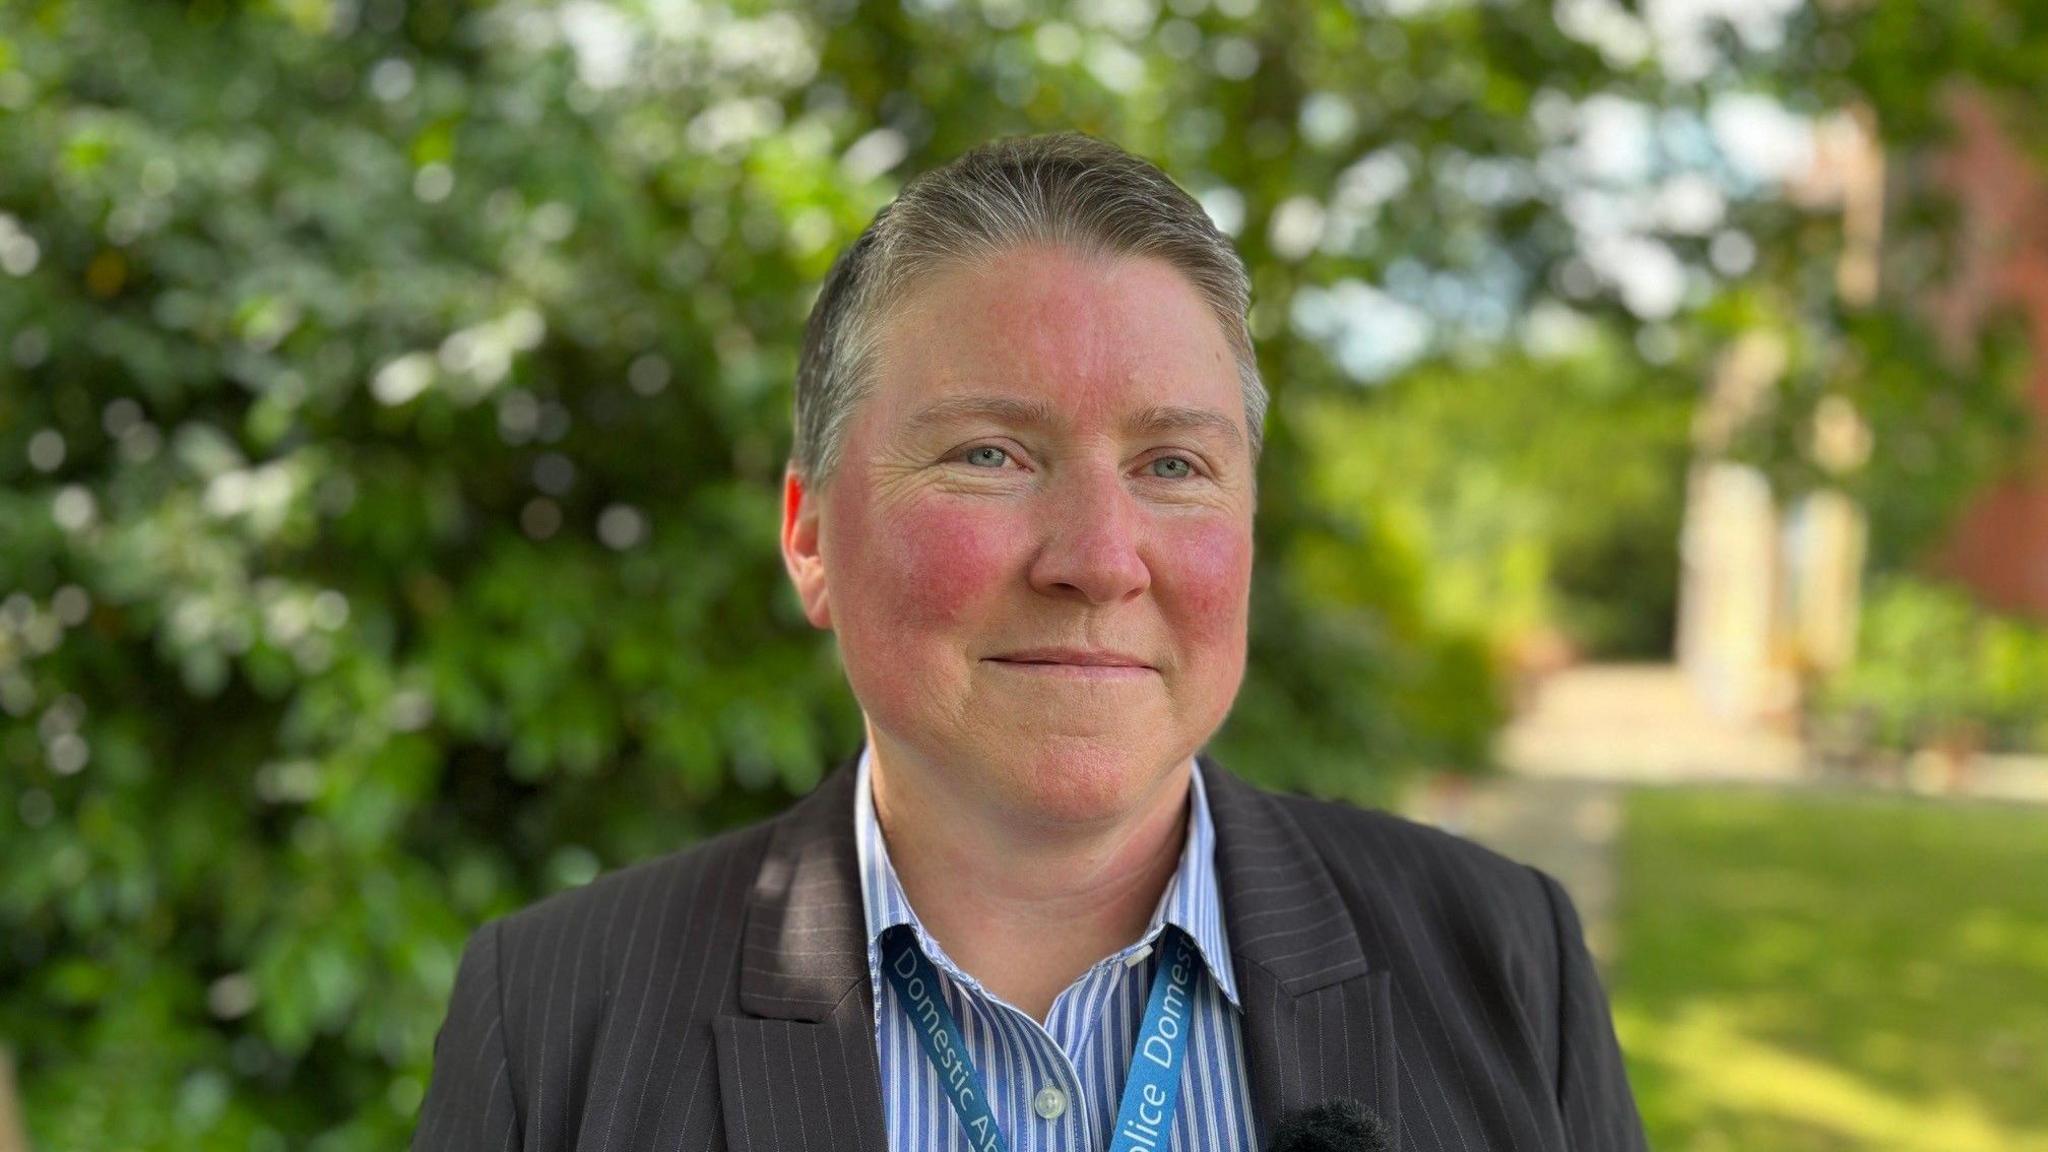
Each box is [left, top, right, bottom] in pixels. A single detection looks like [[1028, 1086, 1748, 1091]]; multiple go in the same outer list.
[[1610, 786, 2048, 1152]]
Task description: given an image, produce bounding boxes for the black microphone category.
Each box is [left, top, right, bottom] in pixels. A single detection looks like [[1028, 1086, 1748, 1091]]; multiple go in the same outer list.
[[1267, 1099, 1392, 1151]]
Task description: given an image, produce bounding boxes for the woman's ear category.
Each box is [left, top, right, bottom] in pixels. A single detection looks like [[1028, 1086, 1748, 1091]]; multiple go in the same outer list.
[[780, 465, 832, 630]]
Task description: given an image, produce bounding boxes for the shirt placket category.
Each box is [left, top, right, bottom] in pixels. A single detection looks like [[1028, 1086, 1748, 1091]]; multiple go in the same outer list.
[[1048, 942, 1159, 1152], [950, 971, 1088, 1152]]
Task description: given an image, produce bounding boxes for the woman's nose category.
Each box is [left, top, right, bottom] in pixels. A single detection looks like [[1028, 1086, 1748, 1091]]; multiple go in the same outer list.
[[1025, 467, 1151, 605]]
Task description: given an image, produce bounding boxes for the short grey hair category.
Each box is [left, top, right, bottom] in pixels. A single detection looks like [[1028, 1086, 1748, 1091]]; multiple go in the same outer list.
[[790, 131, 1266, 490]]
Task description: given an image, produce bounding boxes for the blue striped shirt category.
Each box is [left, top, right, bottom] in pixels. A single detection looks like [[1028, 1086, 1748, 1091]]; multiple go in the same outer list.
[[854, 747, 1258, 1151]]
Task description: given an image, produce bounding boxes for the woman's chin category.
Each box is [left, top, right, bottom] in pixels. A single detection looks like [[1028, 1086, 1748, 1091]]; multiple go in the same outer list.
[[997, 747, 1183, 824]]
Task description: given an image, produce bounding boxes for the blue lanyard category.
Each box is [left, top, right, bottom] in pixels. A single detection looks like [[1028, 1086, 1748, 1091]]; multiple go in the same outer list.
[[880, 924, 1199, 1152]]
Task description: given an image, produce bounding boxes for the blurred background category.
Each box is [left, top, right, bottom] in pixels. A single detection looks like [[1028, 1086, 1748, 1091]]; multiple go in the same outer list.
[[1, 0, 2043, 1147]]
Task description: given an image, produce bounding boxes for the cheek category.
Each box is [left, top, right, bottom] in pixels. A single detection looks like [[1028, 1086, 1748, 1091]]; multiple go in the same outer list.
[[838, 494, 1019, 628], [1159, 518, 1253, 644]]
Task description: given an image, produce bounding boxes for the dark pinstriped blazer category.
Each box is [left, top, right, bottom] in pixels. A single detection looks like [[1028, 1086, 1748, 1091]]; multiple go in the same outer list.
[[412, 747, 1648, 1151]]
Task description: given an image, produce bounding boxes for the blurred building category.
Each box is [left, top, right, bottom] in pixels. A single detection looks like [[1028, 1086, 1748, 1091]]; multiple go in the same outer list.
[[1678, 88, 2048, 731], [1923, 88, 2048, 623], [1675, 107, 1881, 727]]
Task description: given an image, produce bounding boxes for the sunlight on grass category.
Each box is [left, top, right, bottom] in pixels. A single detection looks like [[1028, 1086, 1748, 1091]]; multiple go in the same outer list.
[[1614, 1002, 2048, 1151], [1611, 787, 2048, 1152]]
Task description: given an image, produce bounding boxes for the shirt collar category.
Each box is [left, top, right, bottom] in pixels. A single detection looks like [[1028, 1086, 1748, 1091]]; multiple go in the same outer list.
[[853, 743, 1242, 1013]]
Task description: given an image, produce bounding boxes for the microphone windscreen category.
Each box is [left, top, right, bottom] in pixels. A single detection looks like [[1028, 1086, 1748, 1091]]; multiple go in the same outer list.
[[1267, 1099, 1391, 1152]]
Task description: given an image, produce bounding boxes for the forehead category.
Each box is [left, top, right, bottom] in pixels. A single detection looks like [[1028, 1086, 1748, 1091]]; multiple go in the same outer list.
[[868, 245, 1244, 437]]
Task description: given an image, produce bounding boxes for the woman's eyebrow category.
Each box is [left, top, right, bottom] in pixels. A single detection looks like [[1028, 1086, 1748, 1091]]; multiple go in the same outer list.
[[905, 395, 1244, 450], [905, 394, 1061, 434], [1127, 404, 1246, 449]]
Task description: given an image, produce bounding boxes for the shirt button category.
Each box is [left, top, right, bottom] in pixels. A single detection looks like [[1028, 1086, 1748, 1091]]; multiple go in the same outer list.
[[1032, 1085, 1068, 1120]]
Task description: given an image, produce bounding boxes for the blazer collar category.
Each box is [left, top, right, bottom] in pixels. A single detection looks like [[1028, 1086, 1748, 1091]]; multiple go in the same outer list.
[[1200, 751, 1373, 992], [733, 744, 1372, 1019], [719, 748, 891, 1152], [735, 745, 872, 1021]]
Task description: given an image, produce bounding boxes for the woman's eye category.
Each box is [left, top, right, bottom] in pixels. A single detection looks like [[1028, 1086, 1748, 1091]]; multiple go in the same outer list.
[[1148, 456, 1195, 479], [962, 446, 1009, 468]]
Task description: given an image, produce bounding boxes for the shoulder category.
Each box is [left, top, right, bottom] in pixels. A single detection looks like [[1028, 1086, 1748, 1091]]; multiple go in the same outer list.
[[482, 813, 779, 1005], [1259, 784, 1566, 963], [424, 811, 784, 1129], [1270, 786, 1547, 893]]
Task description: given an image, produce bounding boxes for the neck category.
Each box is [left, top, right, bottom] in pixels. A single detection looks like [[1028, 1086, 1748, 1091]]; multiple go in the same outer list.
[[869, 738, 1192, 1024]]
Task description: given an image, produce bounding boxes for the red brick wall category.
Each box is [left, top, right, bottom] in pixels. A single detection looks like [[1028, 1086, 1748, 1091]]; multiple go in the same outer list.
[[1923, 87, 2048, 621]]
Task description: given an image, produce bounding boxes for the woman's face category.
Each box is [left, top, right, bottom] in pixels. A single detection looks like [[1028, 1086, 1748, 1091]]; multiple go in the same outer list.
[[781, 243, 1256, 824]]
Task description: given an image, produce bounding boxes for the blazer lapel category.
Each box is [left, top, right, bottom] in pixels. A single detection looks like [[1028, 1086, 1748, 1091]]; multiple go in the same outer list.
[[715, 748, 888, 1152], [1201, 753, 1403, 1149]]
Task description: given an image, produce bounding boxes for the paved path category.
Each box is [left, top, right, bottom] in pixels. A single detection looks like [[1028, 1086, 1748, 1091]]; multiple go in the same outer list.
[[1399, 663, 2048, 972], [1494, 663, 1805, 785], [1400, 663, 1794, 968]]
